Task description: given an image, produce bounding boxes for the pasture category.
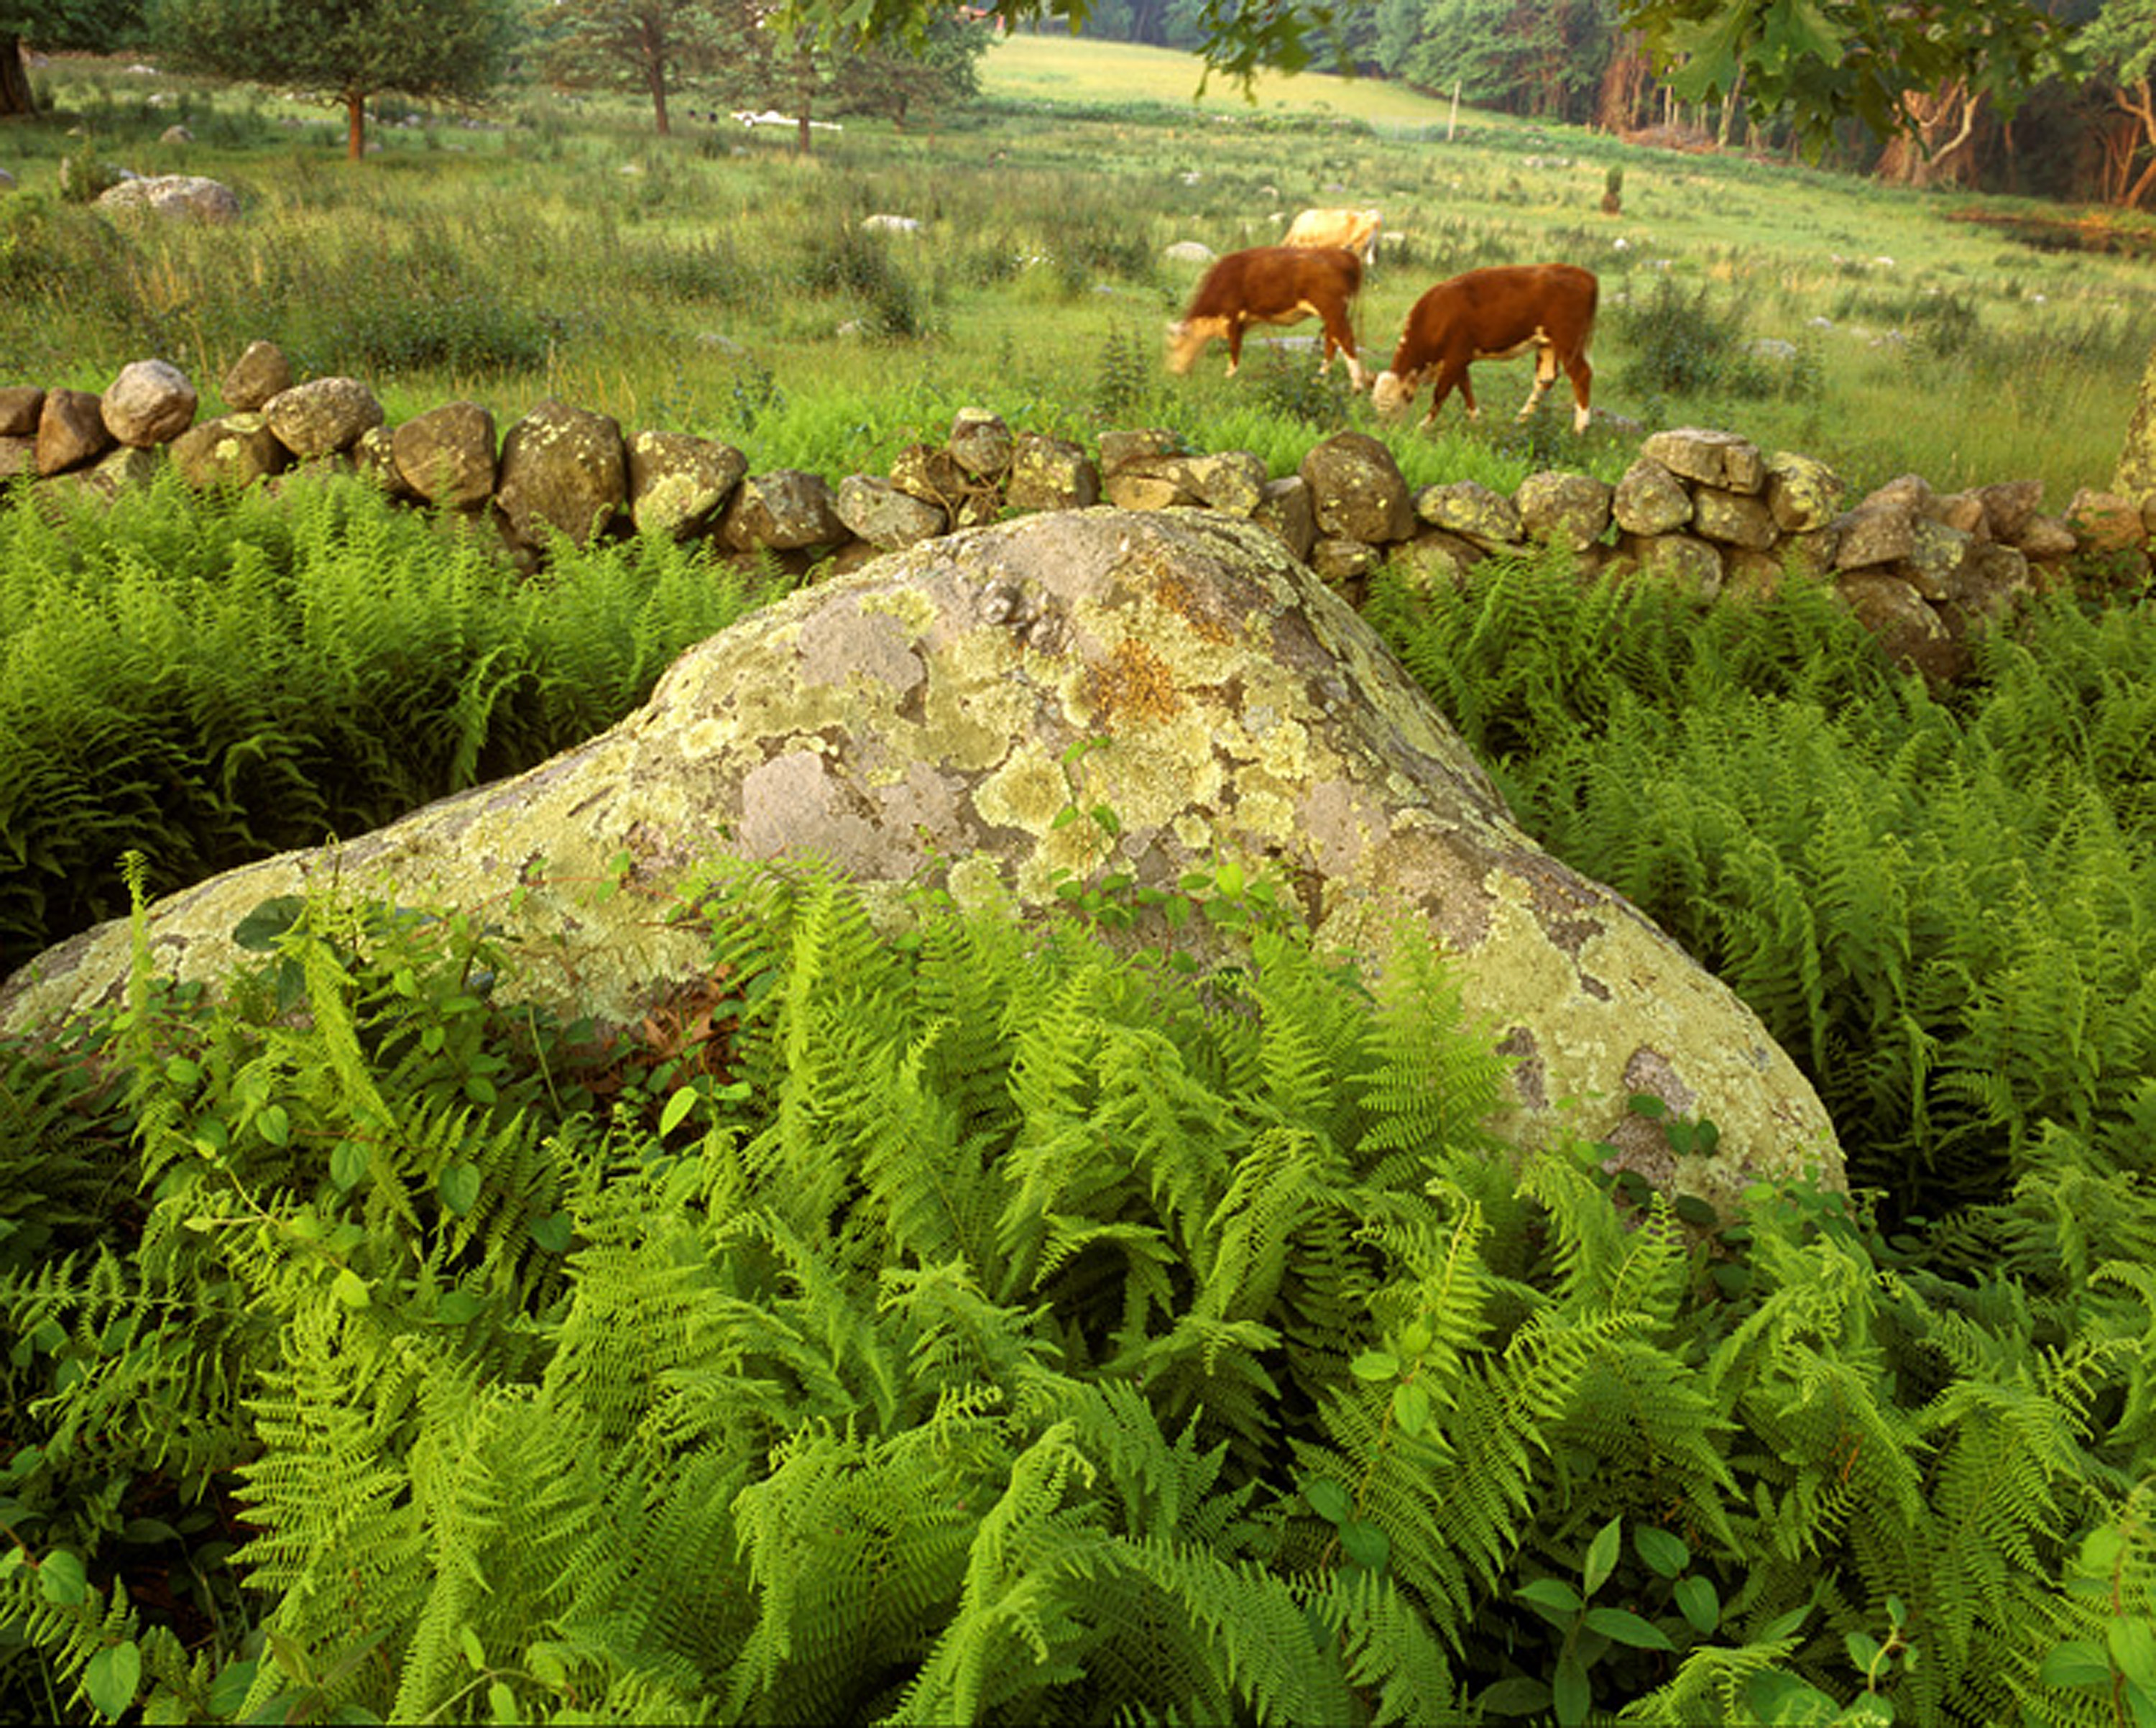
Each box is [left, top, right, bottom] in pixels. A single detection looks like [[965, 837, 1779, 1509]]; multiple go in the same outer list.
[[2, 35, 2152, 505]]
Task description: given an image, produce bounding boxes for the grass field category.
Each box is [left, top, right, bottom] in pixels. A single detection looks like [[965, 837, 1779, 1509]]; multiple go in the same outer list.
[[4, 35, 2154, 503]]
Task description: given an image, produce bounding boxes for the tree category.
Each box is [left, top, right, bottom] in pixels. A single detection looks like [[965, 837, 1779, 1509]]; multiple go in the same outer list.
[[767, 0, 1344, 91], [1, 0, 147, 119], [2079, 0, 2156, 206], [145, 0, 518, 160], [1614, 0, 2073, 160], [537, 0, 732, 137]]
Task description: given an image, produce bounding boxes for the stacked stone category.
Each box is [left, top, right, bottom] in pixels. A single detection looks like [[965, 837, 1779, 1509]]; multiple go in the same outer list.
[[4, 347, 2153, 684]]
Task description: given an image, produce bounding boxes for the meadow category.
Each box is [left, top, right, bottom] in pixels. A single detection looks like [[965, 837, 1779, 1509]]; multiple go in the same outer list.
[[5, 36, 2156, 1728], [2, 34, 2153, 505]]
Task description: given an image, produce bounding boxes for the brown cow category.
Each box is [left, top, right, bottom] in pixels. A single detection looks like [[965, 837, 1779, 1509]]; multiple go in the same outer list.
[[1166, 245, 1370, 390], [1281, 206, 1383, 265], [1370, 263, 1599, 433]]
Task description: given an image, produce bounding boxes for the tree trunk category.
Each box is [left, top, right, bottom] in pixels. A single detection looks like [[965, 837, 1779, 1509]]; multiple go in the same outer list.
[[346, 89, 368, 162], [2114, 340, 2156, 505], [0, 34, 34, 118], [650, 65, 671, 136]]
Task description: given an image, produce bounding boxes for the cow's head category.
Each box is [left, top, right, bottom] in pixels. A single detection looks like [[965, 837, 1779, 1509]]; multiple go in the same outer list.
[[1370, 371, 1413, 420], [1164, 319, 1217, 376]]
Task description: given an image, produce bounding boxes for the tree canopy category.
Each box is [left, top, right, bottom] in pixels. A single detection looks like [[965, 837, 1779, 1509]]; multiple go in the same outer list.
[[1613, 0, 2078, 157], [145, 0, 519, 158], [1, 0, 147, 116], [534, 0, 734, 137]]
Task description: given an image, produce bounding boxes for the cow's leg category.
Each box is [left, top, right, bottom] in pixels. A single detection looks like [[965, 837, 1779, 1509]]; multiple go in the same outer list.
[[1319, 303, 1369, 390], [1517, 344, 1559, 421], [1225, 317, 1246, 377], [1563, 349, 1594, 433]]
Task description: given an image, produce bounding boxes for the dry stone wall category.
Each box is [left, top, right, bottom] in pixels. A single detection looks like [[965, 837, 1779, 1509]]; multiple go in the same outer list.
[[4, 341, 2150, 685]]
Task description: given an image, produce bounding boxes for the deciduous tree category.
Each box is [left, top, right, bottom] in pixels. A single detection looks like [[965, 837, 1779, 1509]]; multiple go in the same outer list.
[[145, 0, 517, 160], [1, 1, 147, 118], [536, 0, 732, 137]]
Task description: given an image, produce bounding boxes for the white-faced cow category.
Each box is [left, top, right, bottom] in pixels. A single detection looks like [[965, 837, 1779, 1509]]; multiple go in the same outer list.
[[1281, 206, 1383, 266], [1166, 245, 1370, 389], [1370, 263, 1600, 433]]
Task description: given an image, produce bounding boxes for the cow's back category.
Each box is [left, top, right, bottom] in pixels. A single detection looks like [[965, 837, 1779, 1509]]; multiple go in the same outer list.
[[1188, 245, 1362, 321]]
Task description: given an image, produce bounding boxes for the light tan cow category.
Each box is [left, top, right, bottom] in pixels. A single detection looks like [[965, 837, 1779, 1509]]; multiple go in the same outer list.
[[1281, 206, 1383, 266]]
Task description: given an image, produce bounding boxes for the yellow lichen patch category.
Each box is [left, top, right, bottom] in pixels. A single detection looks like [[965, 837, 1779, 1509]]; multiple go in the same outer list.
[[972, 741, 1072, 837], [1082, 636, 1184, 727]]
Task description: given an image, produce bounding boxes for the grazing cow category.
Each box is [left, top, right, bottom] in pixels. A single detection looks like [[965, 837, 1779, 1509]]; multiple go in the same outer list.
[[1281, 205, 1383, 265], [1370, 263, 1600, 433], [1166, 245, 1370, 388]]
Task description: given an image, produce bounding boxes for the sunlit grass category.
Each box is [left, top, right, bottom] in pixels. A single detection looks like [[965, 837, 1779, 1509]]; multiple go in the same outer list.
[[8, 39, 2154, 505]]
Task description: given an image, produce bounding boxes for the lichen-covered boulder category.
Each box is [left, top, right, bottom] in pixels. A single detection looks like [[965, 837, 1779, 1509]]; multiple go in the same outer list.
[[96, 175, 240, 224], [495, 398, 626, 549], [264, 377, 385, 461], [0, 508, 1841, 1207], [168, 413, 291, 491], [1299, 431, 1415, 545], [627, 431, 745, 541], [394, 401, 500, 510], [837, 474, 946, 550]]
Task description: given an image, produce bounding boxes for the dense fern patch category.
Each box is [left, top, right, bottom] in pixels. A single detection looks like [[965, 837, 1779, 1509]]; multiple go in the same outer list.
[[2, 867, 2152, 1724], [1366, 553, 2156, 1222], [0, 476, 789, 980]]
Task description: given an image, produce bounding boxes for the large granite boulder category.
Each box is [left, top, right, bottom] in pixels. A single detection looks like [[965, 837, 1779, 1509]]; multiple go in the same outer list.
[[0, 508, 1839, 1208]]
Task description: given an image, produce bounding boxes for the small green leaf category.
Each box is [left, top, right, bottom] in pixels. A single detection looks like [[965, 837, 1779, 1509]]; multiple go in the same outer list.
[[1552, 1647, 1592, 1728], [2081, 1525, 2127, 1573], [37, 1548, 86, 1607], [331, 1268, 371, 1309], [460, 1625, 486, 1670], [1673, 1193, 1720, 1227], [1304, 1477, 1353, 1525], [1338, 1519, 1390, 1572], [426, 1290, 482, 1326], [1215, 858, 1244, 896], [1634, 1525, 1690, 1578], [1516, 1576, 1583, 1617], [488, 1680, 518, 1720], [85, 1640, 142, 1719], [1583, 1517, 1622, 1596], [1585, 1606, 1677, 1650], [120, 1517, 180, 1545], [208, 1656, 258, 1718], [659, 1086, 698, 1139], [438, 1162, 482, 1218], [1759, 1603, 1812, 1643], [1627, 1092, 1668, 1118], [528, 1645, 568, 1689], [1674, 1573, 1721, 1634], [1391, 1379, 1432, 1436], [1350, 1349, 1400, 1382], [2038, 1640, 2111, 1688], [1398, 1321, 1432, 1356], [1477, 1676, 1553, 1716], [1846, 1630, 1884, 1673], [530, 1212, 574, 1254], [234, 895, 306, 951], [329, 1139, 369, 1190], [255, 1103, 292, 1147], [2111, 1616, 2156, 1691], [163, 1055, 201, 1088]]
